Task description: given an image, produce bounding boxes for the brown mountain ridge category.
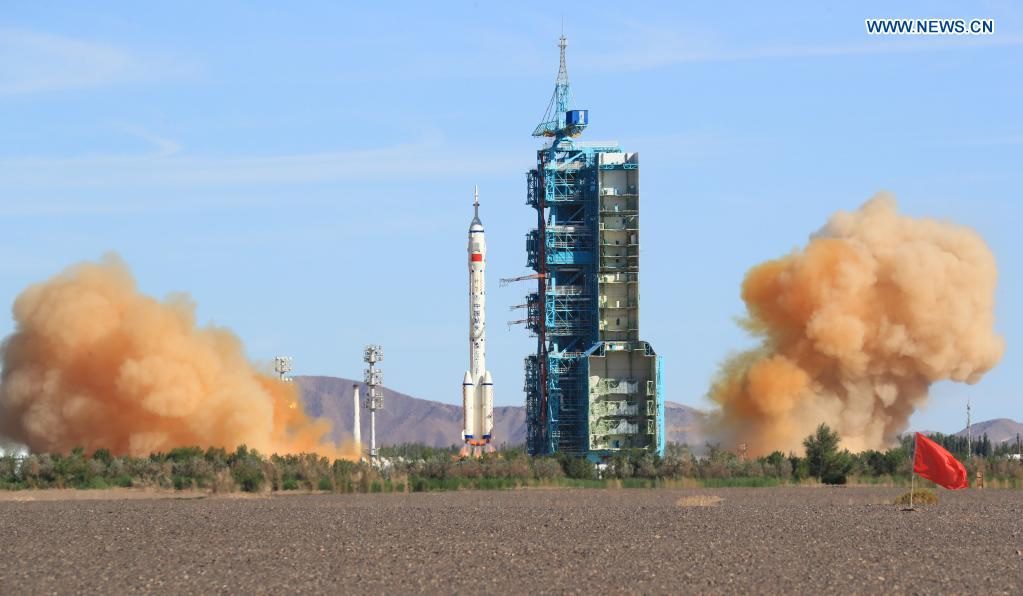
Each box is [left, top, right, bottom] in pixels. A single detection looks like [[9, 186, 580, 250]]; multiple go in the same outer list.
[[295, 375, 706, 449], [297, 376, 1021, 451]]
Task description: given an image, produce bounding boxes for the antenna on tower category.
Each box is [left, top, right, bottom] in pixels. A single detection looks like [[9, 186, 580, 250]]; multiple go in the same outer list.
[[532, 34, 585, 138]]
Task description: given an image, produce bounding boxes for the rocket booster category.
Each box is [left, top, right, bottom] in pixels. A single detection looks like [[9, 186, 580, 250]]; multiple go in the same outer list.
[[463, 186, 494, 447]]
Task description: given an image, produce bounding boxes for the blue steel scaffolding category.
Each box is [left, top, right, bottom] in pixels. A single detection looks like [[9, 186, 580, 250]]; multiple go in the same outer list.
[[517, 36, 663, 459]]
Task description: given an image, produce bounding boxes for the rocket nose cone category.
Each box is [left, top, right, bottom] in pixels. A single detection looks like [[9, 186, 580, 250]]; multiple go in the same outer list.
[[483, 371, 493, 383], [463, 371, 473, 384]]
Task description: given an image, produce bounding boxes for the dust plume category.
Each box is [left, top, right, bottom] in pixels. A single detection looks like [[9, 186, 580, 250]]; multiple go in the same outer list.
[[710, 194, 1003, 454], [0, 255, 358, 459]]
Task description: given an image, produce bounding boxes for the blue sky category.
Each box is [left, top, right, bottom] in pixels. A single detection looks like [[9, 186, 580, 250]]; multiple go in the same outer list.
[[1, 1, 1020, 435]]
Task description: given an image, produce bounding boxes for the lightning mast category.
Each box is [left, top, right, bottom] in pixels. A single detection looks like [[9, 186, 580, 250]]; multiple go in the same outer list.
[[352, 384, 362, 457], [532, 36, 573, 138]]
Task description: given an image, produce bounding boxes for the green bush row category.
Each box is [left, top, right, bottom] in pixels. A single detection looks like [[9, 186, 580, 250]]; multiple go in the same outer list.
[[2, 425, 1021, 492]]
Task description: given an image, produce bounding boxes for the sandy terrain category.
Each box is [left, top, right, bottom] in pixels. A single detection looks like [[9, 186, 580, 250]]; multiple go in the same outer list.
[[1, 487, 1021, 594]]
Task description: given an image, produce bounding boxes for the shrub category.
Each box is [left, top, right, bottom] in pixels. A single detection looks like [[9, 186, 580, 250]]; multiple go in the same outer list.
[[230, 446, 265, 493], [558, 455, 596, 480], [531, 457, 564, 480], [759, 451, 790, 479], [451, 459, 482, 479], [633, 453, 660, 479], [211, 469, 235, 494], [506, 458, 531, 479], [91, 448, 113, 466], [607, 454, 633, 479], [803, 424, 853, 484], [167, 446, 204, 463], [170, 456, 213, 488], [0, 456, 19, 485], [894, 488, 938, 506], [53, 450, 95, 488], [421, 458, 451, 480], [788, 454, 809, 482], [86, 476, 109, 489], [204, 447, 229, 467], [702, 476, 780, 488]]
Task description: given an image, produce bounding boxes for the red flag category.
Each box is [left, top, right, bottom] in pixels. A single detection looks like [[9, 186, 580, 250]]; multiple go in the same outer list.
[[913, 432, 969, 489]]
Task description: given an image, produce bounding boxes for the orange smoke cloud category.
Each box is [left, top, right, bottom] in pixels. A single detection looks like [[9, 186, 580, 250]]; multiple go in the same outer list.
[[710, 194, 1004, 454], [0, 255, 357, 459]]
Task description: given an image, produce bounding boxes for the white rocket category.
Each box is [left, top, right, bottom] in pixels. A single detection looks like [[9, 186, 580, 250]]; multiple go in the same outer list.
[[463, 185, 494, 448]]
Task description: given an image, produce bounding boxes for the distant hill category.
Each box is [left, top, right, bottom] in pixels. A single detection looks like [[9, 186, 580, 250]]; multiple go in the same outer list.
[[296, 376, 1021, 450], [954, 418, 1023, 444], [295, 375, 706, 449], [664, 400, 708, 447], [296, 376, 526, 449]]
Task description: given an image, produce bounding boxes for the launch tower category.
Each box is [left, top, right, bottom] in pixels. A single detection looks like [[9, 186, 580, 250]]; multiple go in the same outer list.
[[510, 36, 664, 458]]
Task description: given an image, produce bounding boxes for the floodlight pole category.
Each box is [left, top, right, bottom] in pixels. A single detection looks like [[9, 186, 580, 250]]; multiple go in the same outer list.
[[363, 345, 384, 463], [274, 356, 293, 383]]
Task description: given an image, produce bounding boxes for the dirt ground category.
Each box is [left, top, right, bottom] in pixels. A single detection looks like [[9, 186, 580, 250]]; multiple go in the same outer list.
[[1, 487, 1021, 594], [0, 488, 209, 502]]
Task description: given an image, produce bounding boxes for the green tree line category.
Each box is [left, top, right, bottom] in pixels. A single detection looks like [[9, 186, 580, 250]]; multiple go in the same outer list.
[[2, 425, 1021, 492]]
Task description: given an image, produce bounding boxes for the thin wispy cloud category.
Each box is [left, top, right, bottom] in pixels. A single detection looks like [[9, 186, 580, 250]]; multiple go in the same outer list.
[[0, 29, 195, 95], [0, 137, 525, 214], [119, 126, 183, 157], [578, 21, 1023, 71], [379, 19, 1023, 80]]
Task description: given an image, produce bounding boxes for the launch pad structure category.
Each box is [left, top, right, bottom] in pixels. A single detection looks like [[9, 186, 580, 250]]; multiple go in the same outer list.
[[508, 36, 665, 459]]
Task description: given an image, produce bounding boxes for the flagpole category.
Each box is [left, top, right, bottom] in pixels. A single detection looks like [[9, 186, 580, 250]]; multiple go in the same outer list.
[[909, 469, 914, 509], [908, 433, 915, 510]]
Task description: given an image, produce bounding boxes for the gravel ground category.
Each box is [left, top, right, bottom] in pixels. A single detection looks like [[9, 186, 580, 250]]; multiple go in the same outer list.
[[1, 487, 1021, 594]]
